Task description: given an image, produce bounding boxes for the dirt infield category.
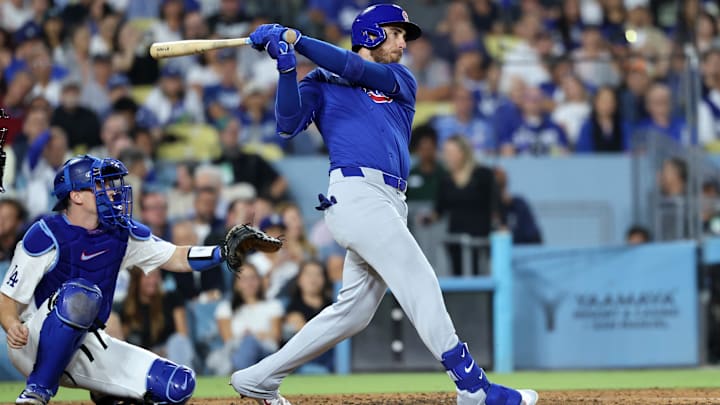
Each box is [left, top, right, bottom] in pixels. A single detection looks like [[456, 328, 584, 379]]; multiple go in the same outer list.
[[53, 388, 720, 404]]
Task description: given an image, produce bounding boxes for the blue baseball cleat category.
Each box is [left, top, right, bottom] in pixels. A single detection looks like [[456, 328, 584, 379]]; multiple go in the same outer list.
[[457, 385, 539, 405], [16, 384, 52, 405]]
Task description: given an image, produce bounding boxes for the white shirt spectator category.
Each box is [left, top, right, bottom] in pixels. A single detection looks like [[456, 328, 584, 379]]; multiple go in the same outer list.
[[142, 87, 205, 126], [552, 101, 591, 146], [214, 298, 284, 352], [1, 1, 32, 32], [500, 41, 549, 93], [247, 252, 299, 300]]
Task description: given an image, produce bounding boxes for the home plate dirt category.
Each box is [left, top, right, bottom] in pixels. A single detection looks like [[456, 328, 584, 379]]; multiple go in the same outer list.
[[54, 389, 720, 404]]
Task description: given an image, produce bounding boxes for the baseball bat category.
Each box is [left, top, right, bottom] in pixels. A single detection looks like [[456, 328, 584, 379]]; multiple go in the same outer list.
[[149, 30, 298, 59]]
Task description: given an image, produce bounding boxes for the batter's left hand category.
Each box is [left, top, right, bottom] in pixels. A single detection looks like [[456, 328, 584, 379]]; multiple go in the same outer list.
[[249, 24, 287, 51]]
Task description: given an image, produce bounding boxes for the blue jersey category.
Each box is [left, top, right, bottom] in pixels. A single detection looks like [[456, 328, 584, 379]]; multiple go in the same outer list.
[[289, 65, 417, 180]]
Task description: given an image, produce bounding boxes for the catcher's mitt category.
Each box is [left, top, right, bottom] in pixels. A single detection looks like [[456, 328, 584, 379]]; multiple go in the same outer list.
[[222, 224, 283, 271]]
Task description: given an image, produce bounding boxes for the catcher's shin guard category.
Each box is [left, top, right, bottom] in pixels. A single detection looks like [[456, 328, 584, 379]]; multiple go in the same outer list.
[[26, 279, 103, 397], [145, 359, 195, 404]]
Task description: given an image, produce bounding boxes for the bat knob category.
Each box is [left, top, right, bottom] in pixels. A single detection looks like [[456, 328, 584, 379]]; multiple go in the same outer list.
[[283, 29, 298, 44]]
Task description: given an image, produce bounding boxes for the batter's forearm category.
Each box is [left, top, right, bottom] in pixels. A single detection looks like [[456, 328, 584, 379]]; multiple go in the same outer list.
[[275, 71, 302, 134], [0, 293, 21, 333]]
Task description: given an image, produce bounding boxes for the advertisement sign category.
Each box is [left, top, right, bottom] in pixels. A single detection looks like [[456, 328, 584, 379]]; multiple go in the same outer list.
[[513, 241, 699, 369]]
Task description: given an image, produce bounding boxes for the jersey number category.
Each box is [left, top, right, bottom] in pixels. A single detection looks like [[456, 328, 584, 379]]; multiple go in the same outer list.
[[6, 267, 18, 288]]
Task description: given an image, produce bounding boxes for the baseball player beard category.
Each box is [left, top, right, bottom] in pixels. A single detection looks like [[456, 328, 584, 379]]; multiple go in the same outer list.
[[370, 47, 402, 64]]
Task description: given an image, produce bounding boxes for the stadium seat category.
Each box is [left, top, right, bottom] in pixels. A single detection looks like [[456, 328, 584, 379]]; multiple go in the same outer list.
[[130, 85, 154, 105], [128, 18, 159, 34], [157, 123, 221, 162], [241, 142, 285, 162], [414, 101, 453, 127]]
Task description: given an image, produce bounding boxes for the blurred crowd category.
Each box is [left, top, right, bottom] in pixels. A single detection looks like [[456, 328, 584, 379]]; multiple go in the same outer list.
[[2, 0, 720, 375]]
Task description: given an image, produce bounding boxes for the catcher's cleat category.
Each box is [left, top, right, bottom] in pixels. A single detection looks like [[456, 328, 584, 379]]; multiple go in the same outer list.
[[16, 384, 52, 405]]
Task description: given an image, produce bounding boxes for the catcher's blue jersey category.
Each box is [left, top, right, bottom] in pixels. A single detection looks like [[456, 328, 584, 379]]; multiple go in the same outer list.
[[292, 64, 416, 180], [25, 215, 149, 323]]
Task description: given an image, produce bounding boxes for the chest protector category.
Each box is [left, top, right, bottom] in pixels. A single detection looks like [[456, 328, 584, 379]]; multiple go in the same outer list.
[[28, 215, 137, 323]]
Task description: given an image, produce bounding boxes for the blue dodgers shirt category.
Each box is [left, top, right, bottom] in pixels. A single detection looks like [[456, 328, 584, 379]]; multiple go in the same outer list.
[[280, 64, 417, 180]]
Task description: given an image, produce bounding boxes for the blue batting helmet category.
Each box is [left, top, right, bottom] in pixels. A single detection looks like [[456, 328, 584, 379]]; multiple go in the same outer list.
[[52, 155, 134, 228], [351, 4, 422, 51]]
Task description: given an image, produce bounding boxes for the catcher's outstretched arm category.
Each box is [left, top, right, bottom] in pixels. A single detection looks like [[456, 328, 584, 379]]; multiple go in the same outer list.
[[160, 224, 283, 274]]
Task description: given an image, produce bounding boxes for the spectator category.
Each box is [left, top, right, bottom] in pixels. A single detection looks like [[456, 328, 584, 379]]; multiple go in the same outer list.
[[431, 86, 495, 154], [475, 60, 505, 119], [490, 77, 524, 148], [576, 86, 629, 152], [21, 126, 69, 219], [190, 165, 226, 243], [631, 83, 687, 147], [572, 25, 620, 88], [247, 214, 300, 300], [657, 157, 688, 240], [50, 79, 102, 153], [203, 48, 242, 127], [89, 12, 121, 57], [169, 219, 224, 302], [237, 83, 277, 148], [167, 161, 196, 220], [695, 12, 720, 54], [208, 263, 284, 375], [121, 267, 195, 368], [406, 36, 452, 102], [152, 0, 185, 43], [212, 118, 289, 201], [113, 21, 160, 85], [702, 179, 720, 235], [0, 198, 27, 263], [62, 25, 92, 83], [207, 0, 252, 38], [27, 45, 62, 106], [89, 112, 131, 158], [407, 125, 446, 202], [500, 87, 569, 156], [12, 106, 50, 177], [277, 201, 317, 262], [1, 69, 34, 139], [659, 157, 687, 197], [140, 191, 172, 240], [80, 53, 114, 116], [500, 14, 550, 92], [626, 225, 652, 244], [494, 167, 542, 244], [1, 0, 32, 32], [555, 0, 585, 51], [624, 1, 671, 77], [142, 64, 205, 126], [431, 135, 499, 276], [551, 74, 591, 147], [282, 259, 334, 373], [618, 56, 651, 125], [699, 51, 720, 145], [42, 6, 66, 66]]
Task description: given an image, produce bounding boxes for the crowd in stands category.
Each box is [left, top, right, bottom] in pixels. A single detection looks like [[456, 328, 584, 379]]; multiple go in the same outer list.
[[2, 0, 720, 375]]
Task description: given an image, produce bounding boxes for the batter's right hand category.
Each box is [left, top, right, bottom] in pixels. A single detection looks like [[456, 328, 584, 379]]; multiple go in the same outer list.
[[7, 322, 28, 349]]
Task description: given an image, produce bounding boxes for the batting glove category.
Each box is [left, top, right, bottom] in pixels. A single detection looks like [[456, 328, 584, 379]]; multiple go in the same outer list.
[[249, 23, 286, 51], [267, 40, 296, 74]]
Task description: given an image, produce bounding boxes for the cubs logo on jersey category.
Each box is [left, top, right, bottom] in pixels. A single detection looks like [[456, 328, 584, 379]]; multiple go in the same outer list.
[[363, 88, 393, 104]]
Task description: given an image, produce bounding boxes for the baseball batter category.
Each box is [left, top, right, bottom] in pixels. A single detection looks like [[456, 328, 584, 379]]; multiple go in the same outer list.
[[231, 5, 538, 405], [0, 155, 247, 405]]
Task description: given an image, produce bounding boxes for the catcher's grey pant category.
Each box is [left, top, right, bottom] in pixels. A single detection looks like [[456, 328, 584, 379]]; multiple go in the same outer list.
[[231, 167, 460, 396], [9, 297, 159, 399]]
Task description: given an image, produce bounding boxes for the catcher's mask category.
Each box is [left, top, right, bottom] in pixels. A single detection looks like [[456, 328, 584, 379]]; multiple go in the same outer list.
[[52, 154, 134, 229]]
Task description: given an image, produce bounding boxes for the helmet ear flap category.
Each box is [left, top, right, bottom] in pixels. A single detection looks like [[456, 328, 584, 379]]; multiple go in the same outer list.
[[361, 25, 386, 49]]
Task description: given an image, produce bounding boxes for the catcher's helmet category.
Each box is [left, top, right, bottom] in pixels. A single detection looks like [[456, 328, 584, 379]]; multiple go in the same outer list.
[[351, 4, 422, 51], [52, 154, 133, 228]]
